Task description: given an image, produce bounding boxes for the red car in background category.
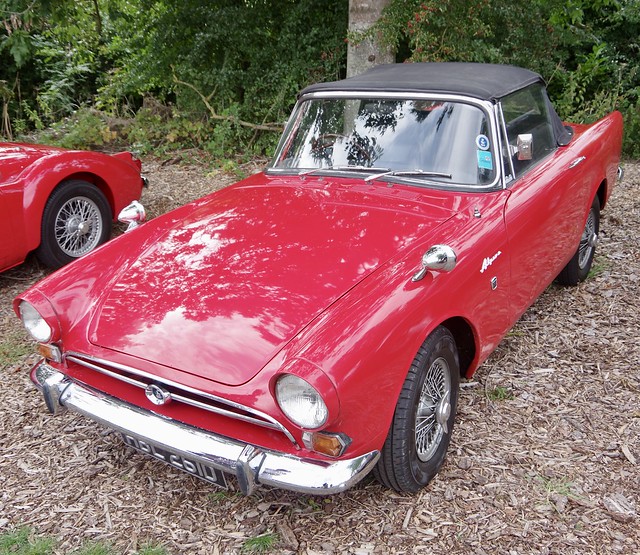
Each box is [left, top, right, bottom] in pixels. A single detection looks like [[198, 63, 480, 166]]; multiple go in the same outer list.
[[15, 63, 623, 496], [0, 143, 145, 271]]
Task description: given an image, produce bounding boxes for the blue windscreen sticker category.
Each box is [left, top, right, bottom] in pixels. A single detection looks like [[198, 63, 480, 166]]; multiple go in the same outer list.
[[476, 134, 490, 150], [477, 150, 493, 170]]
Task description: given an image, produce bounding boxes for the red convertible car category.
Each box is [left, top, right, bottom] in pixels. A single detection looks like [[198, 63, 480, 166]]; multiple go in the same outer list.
[[0, 143, 145, 272], [15, 63, 623, 495]]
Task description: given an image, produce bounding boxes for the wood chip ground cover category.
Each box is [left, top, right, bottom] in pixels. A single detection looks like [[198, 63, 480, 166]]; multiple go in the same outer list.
[[1, 159, 638, 555]]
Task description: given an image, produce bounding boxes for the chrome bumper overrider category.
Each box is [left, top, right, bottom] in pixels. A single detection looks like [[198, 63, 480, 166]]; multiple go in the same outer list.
[[31, 362, 379, 495]]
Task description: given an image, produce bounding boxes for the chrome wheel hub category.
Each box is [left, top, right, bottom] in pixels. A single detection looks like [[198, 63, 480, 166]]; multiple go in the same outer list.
[[435, 395, 451, 433], [66, 216, 91, 237]]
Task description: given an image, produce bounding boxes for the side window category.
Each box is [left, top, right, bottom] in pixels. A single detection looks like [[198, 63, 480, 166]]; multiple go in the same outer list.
[[500, 84, 556, 178]]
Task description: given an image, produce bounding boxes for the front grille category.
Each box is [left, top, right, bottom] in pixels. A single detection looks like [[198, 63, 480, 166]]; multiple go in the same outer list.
[[65, 352, 297, 445]]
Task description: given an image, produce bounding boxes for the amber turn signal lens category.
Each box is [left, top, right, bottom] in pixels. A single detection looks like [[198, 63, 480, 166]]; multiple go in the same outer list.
[[36, 343, 62, 363], [303, 431, 351, 457]]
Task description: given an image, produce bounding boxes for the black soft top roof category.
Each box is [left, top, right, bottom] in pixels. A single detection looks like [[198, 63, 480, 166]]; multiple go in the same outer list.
[[301, 62, 545, 102]]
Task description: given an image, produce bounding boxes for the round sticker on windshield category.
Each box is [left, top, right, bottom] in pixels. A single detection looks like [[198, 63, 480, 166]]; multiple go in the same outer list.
[[476, 134, 490, 150]]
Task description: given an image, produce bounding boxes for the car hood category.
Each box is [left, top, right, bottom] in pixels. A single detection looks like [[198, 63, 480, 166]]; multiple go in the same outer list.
[[89, 175, 456, 386], [0, 143, 65, 182]]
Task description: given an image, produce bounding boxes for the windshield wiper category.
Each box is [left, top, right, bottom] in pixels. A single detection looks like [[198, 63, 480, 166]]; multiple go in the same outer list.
[[300, 165, 390, 176], [364, 169, 452, 182]]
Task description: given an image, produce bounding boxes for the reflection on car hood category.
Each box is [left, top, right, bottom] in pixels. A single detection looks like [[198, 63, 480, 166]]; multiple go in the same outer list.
[[90, 175, 456, 386]]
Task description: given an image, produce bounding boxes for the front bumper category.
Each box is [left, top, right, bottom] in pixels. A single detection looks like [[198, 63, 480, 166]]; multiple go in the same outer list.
[[32, 361, 379, 495]]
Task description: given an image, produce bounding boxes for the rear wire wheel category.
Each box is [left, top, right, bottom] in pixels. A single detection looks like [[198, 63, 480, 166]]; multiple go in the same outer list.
[[36, 180, 112, 269], [557, 195, 600, 286], [374, 326, 460, 493]]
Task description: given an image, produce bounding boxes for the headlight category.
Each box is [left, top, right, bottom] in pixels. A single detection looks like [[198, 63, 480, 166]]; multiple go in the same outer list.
[[275, 374, 328, 429], [19, 301, 53, 342]]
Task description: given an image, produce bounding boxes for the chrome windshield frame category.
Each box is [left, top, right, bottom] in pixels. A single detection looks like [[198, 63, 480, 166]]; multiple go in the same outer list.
[[268, 91, 503, 191]]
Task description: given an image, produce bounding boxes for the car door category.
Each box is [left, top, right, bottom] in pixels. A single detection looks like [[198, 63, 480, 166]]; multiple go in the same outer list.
[[501, 84, 590, 320]]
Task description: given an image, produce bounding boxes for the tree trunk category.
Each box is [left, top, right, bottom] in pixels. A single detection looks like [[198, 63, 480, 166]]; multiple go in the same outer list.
[[347, 0, 394, 78]]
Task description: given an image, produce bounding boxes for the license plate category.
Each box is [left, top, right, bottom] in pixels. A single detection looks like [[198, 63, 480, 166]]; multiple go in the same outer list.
[[120, 433, 228, 488]]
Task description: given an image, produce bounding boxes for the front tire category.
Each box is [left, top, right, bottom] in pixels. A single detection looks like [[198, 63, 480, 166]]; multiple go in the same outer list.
[[36, 180, 112, 269], [557, 195, 600, 286], [374, 326, 460, 493]]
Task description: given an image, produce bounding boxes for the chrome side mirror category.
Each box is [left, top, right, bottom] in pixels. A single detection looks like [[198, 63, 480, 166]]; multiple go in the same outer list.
[[517, 133, 533, 161], [118, 200, 146, 232], [412, 245, 457, 282]]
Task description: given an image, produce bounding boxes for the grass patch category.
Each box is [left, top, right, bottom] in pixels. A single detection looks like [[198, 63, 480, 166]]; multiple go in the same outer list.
[[0, 529, 168, 555], [208, 491, 242, 503], [536, 475, 575, 497], [0, 527, 55, 555], [588, 260, 609, 278], [241, 531, 279, 553], [0, 328, 32, 369], [486, 386, 514, 401]]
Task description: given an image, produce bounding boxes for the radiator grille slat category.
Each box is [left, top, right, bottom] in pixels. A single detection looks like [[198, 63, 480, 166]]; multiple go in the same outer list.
[[65, 352, 297, 445]]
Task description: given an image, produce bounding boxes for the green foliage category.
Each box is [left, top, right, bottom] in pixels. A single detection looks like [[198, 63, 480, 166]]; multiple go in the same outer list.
[[42, 109, 113, 149], [3, 0, 640, 156]]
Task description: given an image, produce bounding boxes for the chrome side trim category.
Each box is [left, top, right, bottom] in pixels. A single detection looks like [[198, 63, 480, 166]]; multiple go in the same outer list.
[[32, 363, 380, 496], [65, 352, 297, 445]]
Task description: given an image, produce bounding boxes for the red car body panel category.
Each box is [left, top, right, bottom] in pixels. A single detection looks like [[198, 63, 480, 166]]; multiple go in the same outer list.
[[13, 64, 625, 494], [88, 175, 457, 386], [0, 143, 144, 272], [15, 108, 623, 458]]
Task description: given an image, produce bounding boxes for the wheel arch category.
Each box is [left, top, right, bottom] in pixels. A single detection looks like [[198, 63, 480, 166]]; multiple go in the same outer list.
[[440, 316, 477, 378], [52, 172, 115, 217], [23, 174, 114, 251], [596, 178, 608, 211]]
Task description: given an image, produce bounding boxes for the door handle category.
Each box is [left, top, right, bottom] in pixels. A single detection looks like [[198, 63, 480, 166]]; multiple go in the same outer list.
[[569, 156, 586, 169]]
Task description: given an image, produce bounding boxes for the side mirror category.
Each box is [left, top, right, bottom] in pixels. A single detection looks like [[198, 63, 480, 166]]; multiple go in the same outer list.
[[412, 245, 457, 282], [118, 200, 146, 232], [517, 133, 533, 161]]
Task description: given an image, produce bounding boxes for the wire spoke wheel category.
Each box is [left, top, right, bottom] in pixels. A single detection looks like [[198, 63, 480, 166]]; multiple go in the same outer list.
[[557, 195, 600, 286], [54, 196, 103, 257], [415, 356, 451, 462], [374, 326, 460, 493], [578, 207, 597, 270], [36, 180, 112, 269]]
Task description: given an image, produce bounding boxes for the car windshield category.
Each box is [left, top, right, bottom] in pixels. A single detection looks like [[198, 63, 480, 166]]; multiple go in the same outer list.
[[269, 97, 497, 187]]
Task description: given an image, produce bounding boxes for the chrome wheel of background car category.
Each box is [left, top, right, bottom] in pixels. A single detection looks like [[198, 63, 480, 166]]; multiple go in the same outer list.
[[374, 326, 460, 493], [55, 196, 103, 257], [557, 195, 600, 286], [36, 179, 112, 269]]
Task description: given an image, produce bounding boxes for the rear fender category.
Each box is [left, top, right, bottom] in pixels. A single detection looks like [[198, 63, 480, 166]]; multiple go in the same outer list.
[[19, 151, 143, 251]]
